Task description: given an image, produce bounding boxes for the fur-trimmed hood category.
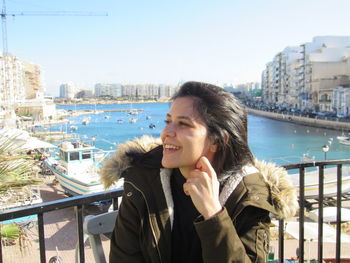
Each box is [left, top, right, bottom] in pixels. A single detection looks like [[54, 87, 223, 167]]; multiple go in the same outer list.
[[100, 135, 298, 219]]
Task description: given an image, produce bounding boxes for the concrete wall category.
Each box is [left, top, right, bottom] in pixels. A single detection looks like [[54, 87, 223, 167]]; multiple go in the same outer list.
[[247, 108, 350, 132]]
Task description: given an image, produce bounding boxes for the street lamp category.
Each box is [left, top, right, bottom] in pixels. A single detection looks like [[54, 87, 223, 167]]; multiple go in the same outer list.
[[91, 136, 96, 146], [322, 145, 329, 160]]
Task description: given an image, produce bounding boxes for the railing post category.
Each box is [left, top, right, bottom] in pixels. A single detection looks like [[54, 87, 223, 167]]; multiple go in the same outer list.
[[299, 167, 305, 263], [0, 229, 3, 263], [278, 219, 284, 263], [38, 213, 46, 263], [318, 165, 324, 263], [336, 164, 342, 263], [76, 205, 85, 263]]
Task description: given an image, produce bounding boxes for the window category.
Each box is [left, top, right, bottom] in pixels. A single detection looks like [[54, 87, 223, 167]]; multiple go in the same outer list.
[[70, 152, 79, 161], [82, 151, 91, 160]]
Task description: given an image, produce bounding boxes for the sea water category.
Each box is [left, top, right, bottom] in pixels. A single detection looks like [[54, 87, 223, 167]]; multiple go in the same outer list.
[[54, 103, 350, 165]]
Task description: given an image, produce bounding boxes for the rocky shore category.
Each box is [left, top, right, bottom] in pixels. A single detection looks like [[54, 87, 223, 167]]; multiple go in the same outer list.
[[247, 108, 350, 132]]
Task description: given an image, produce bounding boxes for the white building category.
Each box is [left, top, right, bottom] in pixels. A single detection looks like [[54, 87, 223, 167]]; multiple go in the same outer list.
[[59, 82, 76, 99], [95, 83, 122, 98], [262, 36, 350, 111], [333, 86, 350, 117]]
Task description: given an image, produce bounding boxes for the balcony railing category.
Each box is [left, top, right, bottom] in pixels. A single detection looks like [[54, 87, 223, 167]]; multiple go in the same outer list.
[[1, 159, 350, 263]]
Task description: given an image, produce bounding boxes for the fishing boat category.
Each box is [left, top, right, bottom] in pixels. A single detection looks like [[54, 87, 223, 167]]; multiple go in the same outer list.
[[44, 140, 121, 196]]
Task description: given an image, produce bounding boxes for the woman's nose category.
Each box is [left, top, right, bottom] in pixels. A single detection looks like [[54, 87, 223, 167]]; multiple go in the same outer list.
[[162, 124, 176, 138]]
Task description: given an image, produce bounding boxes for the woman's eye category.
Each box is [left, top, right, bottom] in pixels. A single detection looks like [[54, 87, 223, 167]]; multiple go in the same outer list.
[[178, 121, 189, 127]]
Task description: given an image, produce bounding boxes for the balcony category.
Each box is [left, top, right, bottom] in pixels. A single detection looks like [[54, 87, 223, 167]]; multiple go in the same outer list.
[[1, 159, 350, 262]]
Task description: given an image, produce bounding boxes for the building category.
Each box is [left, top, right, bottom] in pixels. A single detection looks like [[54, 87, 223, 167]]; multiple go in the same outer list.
[[22, 61, 43, 100], [59, 82, 76, 99], [262, 36, 350, 112], [0, 54, 26, 108], [333, 86, 350, 117], [95, 83, 122, 98]]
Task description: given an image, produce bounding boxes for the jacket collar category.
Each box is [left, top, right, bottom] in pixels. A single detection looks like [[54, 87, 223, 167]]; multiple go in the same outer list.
[[101, 135, 298, 219]]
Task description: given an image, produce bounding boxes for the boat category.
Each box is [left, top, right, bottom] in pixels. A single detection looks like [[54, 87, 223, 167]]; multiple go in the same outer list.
[[104, 115, 111, 119], [70, 125, 78, 132], [129, 118, 137, 123], [128, 111, 138, 116], [339, 137, 350, 146], [337, 135, 349, 141], [44, 140, 122, 196], [146, 115, 151, 120], [149, 123, 156, 129], [287, 166, 350, 199], [82, 117, 91, 125], [116, 119, 124, 124]]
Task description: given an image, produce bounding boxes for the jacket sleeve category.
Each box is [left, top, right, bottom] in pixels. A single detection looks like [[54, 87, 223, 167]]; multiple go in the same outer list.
[[194, 206, 270, 263], [109, 188, 146, 263]]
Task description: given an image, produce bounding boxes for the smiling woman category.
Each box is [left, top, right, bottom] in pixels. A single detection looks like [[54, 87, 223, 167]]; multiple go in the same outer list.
[[101, 81, 298, 263]]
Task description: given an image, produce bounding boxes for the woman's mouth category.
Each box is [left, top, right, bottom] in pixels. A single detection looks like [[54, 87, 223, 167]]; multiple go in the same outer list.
[[163, 144, 180, 153]]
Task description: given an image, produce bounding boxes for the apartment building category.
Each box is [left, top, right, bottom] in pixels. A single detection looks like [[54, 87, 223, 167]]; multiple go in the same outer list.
[[23, 61, 43, 100], [95, 83, 122, 98], [0, 54, 26, 108], [59, 82, 76, 99], [94, 83, 178, 99], [262, 36, 350, 114]]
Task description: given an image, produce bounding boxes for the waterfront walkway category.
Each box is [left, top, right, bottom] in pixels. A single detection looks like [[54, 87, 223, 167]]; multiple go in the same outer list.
[[247, 108, 350, 132]]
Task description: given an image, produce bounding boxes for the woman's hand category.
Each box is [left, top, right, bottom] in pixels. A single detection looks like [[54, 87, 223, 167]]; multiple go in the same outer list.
[[183, 156, 222, 220]]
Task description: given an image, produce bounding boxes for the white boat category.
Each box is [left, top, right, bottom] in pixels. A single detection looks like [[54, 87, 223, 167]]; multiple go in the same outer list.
[[339, 137, 350, 146], [82, 117, 91, 125], [337, 135, 349, 141], [44, 141, 121, 196], [129, 118, 137, 123], [288, 166, 350, 199]]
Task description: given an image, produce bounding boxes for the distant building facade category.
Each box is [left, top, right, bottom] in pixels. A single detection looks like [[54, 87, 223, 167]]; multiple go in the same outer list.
[[262, 36, 350, 115], [95, 83, 122, 98], [59, 82, 76, 99], [94, 83, 178, 99]]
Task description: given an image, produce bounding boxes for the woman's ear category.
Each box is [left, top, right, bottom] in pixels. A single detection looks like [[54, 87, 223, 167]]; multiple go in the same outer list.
[[210, 143, 217, 153]]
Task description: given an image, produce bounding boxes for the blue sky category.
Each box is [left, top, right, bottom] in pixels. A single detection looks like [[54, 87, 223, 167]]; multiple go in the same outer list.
[[2, 0, 350, 96]]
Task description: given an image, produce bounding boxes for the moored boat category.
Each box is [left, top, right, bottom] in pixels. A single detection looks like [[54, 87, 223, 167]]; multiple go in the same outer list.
[[44, 140, 122, 196], [339, 137, 350, 146]]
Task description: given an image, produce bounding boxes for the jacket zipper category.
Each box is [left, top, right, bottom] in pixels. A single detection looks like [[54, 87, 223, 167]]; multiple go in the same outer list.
[[125, 180, 163, 263]]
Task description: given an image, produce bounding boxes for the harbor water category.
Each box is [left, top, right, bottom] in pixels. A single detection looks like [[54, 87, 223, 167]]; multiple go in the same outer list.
[[53, 102, 350, 166]]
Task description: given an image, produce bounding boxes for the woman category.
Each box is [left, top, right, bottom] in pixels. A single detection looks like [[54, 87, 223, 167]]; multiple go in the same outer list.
[[101, 81, 298, 262]]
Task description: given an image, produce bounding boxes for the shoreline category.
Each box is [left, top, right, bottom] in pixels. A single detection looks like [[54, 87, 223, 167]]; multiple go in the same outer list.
[[247, 108, 350, 132]]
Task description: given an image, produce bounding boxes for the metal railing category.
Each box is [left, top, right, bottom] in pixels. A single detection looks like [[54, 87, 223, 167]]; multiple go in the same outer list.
[[280, 159, 350, 263], [1, 159, 350, 263], [0, 188, 123, 263]]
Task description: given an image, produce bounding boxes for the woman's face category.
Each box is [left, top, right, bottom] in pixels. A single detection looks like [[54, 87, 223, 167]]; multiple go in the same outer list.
[[161, 97, 216, 175]]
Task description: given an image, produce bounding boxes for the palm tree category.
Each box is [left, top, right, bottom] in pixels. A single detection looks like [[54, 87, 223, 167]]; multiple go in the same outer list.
[[0, 135, 41, 192]]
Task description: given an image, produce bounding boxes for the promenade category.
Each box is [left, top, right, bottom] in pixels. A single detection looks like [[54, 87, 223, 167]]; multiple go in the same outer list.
[[247, 108, 350, 132]]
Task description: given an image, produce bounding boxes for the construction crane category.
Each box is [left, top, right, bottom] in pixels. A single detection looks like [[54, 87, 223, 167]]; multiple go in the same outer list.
[[0, 0, 107, 110]]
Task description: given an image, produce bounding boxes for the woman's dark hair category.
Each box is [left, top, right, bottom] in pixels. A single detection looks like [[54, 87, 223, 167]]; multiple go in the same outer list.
[[172, 81, 254, 176]]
